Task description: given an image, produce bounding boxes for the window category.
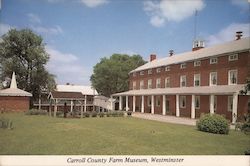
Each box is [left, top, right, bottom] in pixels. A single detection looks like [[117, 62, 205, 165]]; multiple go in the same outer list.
[[195, 96, 200, 109], [133, 81, 136, 90], [228, 70, 237, 85], [156, 96, 161, 107], [180, 96, 186, 108], [228, 96, 233, 112], [147, 96, 151, 106], [148, 69, 152, 75], [180, 75, 186, 87], [165, 77, 170, 88], [140, 71, 144, 76], [139, 80, 144, 89], [229, 54, 238, 61], [156, 78, 161, 88], [194, 60, 201, 67], [148, 79, 152, 89], [165, 66, 170, 71], [156, 68, 161, 73], [133, 72, 136, 77], [210, 72, 217, 86], [194, 74, 200, 87], [180, 63, 186, 69], [210, 57, 218, 64]]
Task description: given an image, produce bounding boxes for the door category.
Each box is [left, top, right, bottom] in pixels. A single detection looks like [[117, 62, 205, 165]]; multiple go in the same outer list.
[[166, 99, 170, 113]]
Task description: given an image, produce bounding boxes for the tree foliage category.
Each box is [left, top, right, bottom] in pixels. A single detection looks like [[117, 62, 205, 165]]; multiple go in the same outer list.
[[91, 54, 146, 97], [0, 29, 56, 101]]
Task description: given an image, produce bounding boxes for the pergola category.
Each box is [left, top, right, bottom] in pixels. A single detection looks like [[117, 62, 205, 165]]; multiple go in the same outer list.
[[48, 91, 87, 118]]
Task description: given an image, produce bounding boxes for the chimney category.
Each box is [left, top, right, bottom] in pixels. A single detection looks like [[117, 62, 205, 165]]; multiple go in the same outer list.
[[236, 31, 243, 40], [192, 40, 205, 51], [169, 50, 174, 56], [150, 54, 156, 62]]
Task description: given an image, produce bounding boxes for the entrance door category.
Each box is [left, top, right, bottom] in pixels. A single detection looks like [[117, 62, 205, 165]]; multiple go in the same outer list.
[[166, 99, 170, 113]]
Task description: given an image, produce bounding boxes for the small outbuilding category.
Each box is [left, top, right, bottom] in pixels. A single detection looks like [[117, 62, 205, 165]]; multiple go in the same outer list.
[[0, 72, 32, 112]]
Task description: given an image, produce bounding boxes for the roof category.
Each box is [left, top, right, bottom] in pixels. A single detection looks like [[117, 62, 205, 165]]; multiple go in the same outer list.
[[112, 85, 245, 96], [131, 37, 250, 73], [94, 95, 116, 102], [49, 91, 85, 100], [56, 85, 98, 95], [0, 88, 32, 97]]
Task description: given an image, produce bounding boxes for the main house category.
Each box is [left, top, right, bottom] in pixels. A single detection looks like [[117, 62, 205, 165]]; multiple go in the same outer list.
[[112, 32, 250, 124]]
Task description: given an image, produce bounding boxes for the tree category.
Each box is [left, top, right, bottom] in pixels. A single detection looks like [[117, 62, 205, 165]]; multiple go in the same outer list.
[[91, 54, 146, 97], [0, 29, 56, 103]]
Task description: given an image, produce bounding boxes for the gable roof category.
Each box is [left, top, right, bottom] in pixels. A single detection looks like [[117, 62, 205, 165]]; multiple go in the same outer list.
[[131, 37, 250, 73], [49, 91, 85, 100], [56, 85, 98, 95]]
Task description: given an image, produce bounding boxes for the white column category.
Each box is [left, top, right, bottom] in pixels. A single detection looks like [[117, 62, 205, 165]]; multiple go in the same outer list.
[[119, 96, 122, 110], [151, 95, 154, 114], [132, 96, 136, 112], [210, 95, 215, 114], [38, 95, 41, 110], [53, 99, 57, 117], [141, 96, 144, 113], [162, 95, 166, 115], [232, 93, 238, 124], [176, 95, 180, 117], [126, 96, 129, 111], [70, 100, 73, 112], [84, 95, 87, 112], [110, 96, 113, 111], [80, 102, 83, 118], [191, 95, 195, 119]]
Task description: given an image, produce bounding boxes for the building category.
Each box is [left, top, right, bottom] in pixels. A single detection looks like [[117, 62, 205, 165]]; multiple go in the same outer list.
[[112, 34, 250, 124], [93, 95, 116, 112], [0, 72, 32, 112]]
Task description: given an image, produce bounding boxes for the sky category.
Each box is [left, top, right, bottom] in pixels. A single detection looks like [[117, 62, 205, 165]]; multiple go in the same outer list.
[[0, 0, 249, 86]]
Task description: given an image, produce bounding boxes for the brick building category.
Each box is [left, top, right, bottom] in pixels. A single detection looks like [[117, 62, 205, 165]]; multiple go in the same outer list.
[[0, 72, 32, 112], [112, 35, 250, 123]]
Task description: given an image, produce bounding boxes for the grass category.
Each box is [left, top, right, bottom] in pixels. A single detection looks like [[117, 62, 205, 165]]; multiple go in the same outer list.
[[0, 113, 249, 155]]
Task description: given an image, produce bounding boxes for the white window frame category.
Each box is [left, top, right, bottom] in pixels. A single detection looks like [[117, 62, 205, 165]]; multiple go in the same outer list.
[[133, 81, 136, 90], [194, 74, 201, 87], [140, 71, 144, 76], [194, 60, 201, 67], [148, 69, 152, 75], [148, 79, 152, 89], [210, 57, 218, 64], [139, 80, 144, 89], [165, 66, 170, 71], [229, 54, 238, 61], [180, 75, 186, 87], [228, 69, 237, 85], [228, 96, 233, 112], [156, 78, 161, 88], [195, 96, 200, 109], [180, 63, 186, 69], [165, 77, 170, 88], [180, 96, 186, 108], [209, 72, 217, 86], [156, 68, 161, 73]]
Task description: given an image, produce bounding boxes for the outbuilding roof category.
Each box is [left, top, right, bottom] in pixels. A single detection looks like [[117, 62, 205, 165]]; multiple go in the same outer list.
[[112, 85, 245, 96], [49, 91, 85, 100], [56, 85, 98, 96], [131, 37, 250, 73]]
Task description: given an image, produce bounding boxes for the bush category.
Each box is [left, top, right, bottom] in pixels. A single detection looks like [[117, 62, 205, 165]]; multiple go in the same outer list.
[[127, 111, 132, 116], [0, 117, 13, 129], [99, 112, 105, 118], [196, 114, 229, 134], [106, 112, 112, 117], [117, 111, 124, 117], [91, 111, 98, 117], [26, 109, 47, 115], [83, 112, 91, 118]]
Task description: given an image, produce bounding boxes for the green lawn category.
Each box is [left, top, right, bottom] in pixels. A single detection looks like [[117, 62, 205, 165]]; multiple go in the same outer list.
[[0, 113, 249, 155]]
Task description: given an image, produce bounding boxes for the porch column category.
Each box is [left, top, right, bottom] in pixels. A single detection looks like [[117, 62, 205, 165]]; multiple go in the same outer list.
[[38, 94, 41, 110], [176, 95, 180, 117], [70, 100, 73, 112], [49, 100, 52, 117], [191, 95, 195, 119], [232, 93, 238, 124], [162, 95, 166, 115], [119, 96, 122, 110], [80, 101, 83, 118], [84, 95, 87, 112], [132, 95, 136, 112], [210, 95, 215, 114], [53, 99, 58, 117], [151, 95, 154, 114], [141, 95, 144, 113], [125, 96, 129, 111]]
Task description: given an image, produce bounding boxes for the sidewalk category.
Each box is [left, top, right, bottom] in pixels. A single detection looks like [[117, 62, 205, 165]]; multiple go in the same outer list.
[[132, 112, 197, 126]]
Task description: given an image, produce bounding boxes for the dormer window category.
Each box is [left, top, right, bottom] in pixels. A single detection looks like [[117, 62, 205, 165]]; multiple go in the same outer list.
[[156, 68, 161, 73], [165, 66, 170, 71], [140, 71, 144, 76], [210, 57, 218, 64], [229, 54, 238, 61], [180, 63, 186, 69], [194, 60, 201, 67]]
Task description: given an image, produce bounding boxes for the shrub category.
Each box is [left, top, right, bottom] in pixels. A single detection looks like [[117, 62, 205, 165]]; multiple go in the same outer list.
[[99, 112, 105, 118], [0, 118, 13, 129], [106, 112, 112, 117], [117, 111, 124, 117], [26, 109, 47, 115], [196, 114, 229, 134], [91, 111, 98, 117], [127, 111, 132, 116], [83, 112, 91, 118]]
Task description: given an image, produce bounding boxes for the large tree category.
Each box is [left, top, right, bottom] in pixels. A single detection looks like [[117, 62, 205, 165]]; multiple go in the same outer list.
[[0, 29, 56, 102], [91, 54, 146, 97]]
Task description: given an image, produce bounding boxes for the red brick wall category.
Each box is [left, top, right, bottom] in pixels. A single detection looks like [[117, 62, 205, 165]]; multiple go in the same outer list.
[[179, 95, 191, 118], [195, 95, 210, 118], [0, 96, 30, 112]]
